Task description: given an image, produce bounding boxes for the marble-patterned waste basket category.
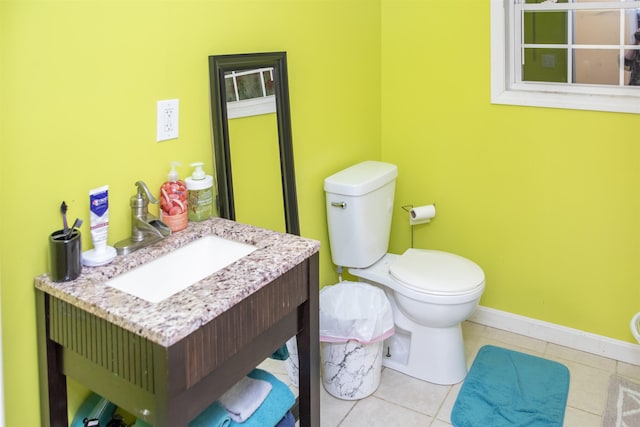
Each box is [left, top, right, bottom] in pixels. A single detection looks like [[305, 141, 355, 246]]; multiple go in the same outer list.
[[319, 281, 394, 400], [321, 339, 384, 399], [285, 336, 299, 387]]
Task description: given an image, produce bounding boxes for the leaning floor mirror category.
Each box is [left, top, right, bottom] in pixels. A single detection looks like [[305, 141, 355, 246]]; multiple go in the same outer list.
[[208, 52, 300, 235]]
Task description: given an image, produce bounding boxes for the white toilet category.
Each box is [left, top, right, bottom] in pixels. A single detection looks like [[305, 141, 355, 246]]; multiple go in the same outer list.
[[324, 161, 485, 385]]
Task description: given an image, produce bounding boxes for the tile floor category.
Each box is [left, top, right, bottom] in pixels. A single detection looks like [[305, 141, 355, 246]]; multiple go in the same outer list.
[[260, 321, 640, 427]]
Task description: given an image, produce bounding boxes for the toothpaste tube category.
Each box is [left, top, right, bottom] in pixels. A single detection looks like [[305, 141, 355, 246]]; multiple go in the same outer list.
[[89, 185, 109, 253]]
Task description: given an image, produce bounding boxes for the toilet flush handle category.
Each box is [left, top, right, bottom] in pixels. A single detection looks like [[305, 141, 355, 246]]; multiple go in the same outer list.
[[331, 202, 347, 209]]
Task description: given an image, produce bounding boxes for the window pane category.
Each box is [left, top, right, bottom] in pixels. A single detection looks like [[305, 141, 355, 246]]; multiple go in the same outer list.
[[524, 11, 568, 44], [262, 71, 275, 96], [574, 49, 621, 84], [625, 9, 640, 44], [574, 10, 619, 45], [492, 0, 640, 113], [523, 48, 568, 82], [224, 77, 236, 102], [236, 74, 263, 100]]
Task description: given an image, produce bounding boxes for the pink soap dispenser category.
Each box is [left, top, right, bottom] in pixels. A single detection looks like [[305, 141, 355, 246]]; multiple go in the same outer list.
[[159, 161, 188, 232]]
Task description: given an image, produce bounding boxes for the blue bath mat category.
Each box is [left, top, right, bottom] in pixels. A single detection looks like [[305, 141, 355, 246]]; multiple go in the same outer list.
[[451, 345, 570, 427]]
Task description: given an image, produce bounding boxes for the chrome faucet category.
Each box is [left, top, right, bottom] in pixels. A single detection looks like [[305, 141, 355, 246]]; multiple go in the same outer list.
[[115, 181, 171, 255]]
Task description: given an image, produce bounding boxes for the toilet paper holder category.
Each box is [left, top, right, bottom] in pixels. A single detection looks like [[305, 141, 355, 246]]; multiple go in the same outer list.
[[401, 203, 436, 248], [401, 203, 436, 225]]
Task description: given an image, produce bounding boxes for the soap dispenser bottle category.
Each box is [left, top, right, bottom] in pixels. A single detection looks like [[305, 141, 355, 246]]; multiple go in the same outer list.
[[159, 161, 188, 231], [185, 162, 214, 222]]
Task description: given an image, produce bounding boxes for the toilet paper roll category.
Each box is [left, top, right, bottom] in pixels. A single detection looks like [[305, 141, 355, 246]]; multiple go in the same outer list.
[[409, 204, 436, 225]]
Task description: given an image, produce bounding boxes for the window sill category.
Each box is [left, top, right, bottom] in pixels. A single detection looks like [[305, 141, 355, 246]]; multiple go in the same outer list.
[[491, 84, 640, 115]]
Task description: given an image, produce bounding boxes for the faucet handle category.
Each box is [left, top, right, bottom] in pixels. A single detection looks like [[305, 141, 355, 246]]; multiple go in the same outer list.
[[134, 181, 158, 205]]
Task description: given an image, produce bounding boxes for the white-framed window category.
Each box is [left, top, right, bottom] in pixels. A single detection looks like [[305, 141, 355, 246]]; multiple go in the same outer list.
[[491, 0, 640, 114], [224, 68, 276, 119]]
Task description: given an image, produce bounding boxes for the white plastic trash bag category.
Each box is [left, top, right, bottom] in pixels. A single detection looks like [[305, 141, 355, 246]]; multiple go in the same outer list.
[[319, 281, 394, 344]]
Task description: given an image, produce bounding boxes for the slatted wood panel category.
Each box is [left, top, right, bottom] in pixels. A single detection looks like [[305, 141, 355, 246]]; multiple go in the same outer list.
[[49, 298, 156, 393], [183, 262, 308, 388]]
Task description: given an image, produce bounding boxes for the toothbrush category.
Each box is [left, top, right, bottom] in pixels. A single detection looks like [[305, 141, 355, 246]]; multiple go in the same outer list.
[[60, 201, 69, 234], [66, 218, 83, 239]]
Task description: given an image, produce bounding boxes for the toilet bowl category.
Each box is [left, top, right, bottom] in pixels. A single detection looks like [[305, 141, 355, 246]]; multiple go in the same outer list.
[[350, 249, 485, 385], [324, 161, 486, 385]]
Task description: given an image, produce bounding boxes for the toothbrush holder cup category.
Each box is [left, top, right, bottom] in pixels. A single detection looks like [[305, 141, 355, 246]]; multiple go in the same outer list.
[[49, 229, 82, 282]]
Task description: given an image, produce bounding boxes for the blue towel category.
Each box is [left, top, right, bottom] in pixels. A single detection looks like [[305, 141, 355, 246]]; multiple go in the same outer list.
[[133, 400, 230, 427], [190, 400, 232, 427], [228, 369, 295, 427], [275, 410, 295, 427], [133, 369, 292, 427], [451, 345, 570, 427], [70, 393, 116, 427], [270, 344, 290, 361]]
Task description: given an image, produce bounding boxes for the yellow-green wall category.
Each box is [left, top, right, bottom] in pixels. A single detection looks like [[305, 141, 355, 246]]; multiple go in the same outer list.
[[0, 1, 380, 425], [229, 113, 285, 233], [382, 1, 640, 340], [2, 0, 640, 425]]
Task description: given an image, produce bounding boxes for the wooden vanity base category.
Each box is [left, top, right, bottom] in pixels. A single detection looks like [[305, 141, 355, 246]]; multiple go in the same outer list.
[[36, 254, 319, 427]]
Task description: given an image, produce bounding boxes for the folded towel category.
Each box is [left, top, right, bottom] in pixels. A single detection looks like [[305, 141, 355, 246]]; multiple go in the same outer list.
[[270, 344, 290, 360], [229, 369, 295, 427], [275, 410, 295, 427], [219, 375, 272, 422], [70, 393, 116, 427], [189, 400, 232, 427], [133, 369, 292, 427], [133, 400, 231, 427]]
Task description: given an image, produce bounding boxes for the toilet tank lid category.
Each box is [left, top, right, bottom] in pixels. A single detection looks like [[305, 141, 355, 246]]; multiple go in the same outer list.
[[389, 249, 485, 294], [324, 161, 398, 196]]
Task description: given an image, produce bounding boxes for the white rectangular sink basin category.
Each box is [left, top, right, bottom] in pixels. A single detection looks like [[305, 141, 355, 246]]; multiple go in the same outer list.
[[106, 235, 257, 303]]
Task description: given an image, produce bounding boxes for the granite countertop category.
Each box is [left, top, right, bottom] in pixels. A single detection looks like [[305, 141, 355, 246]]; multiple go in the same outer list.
[[34, 217, 320, 347]]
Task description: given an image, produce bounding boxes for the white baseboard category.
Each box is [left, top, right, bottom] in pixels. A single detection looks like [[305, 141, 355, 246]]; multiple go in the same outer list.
[[469, 306, 640, 366]]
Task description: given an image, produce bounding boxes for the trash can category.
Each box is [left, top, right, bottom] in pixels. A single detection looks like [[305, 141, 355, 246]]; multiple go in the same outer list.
[[284, 336, 299, 387], [319, 281, 394, 400]]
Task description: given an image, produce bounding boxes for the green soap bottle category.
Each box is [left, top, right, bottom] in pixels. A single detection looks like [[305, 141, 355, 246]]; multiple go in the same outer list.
[[185, 162, 214, 222]]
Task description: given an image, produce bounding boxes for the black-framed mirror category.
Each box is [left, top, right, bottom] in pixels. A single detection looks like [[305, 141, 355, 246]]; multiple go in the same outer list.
[[208, 52, 300, 235]]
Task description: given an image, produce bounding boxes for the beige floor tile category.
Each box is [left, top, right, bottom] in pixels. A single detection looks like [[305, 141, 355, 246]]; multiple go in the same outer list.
[[320, 385, 356, 427], [462, 320, 485, 338], [563, 360, 610, 416], [340, 396, 433, 427], [481, 326, 548, 354], [435, 382, 462, 424], [258, 357, 287, 375], [430, 420, 452, 427], [462, 335, 482, 370], [617, 361, 640, 382], [373, 368, 450, 417], [473, 336, 546, 359], [545, 342, 617, 372], [563, 406, 602, 427]]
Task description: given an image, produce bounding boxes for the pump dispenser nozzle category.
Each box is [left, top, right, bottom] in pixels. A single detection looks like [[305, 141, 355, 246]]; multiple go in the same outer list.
[[186, 162, 214, 221], [190, 162, 206, 180], [159, 163, 188, 232], [168, 161, 182, 182]]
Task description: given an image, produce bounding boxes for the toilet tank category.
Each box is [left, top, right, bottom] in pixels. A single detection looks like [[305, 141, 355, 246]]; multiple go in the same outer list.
[[324, 161, 398, 268]]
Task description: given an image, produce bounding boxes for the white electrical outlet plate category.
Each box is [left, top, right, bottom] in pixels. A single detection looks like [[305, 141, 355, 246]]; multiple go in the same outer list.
[[157, 99, 179, 142]]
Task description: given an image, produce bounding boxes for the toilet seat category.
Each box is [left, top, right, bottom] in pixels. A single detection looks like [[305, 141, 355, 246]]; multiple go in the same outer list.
[[389, 249, 484, 296]]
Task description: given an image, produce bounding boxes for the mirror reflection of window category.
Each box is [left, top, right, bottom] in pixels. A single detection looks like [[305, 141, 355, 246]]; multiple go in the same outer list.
[[225, 69, 277, 118], [520, 0, 639, 86]]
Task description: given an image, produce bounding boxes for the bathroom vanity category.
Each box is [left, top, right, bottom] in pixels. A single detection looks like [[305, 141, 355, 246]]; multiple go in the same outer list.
[[35, 217, 320, 427]]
